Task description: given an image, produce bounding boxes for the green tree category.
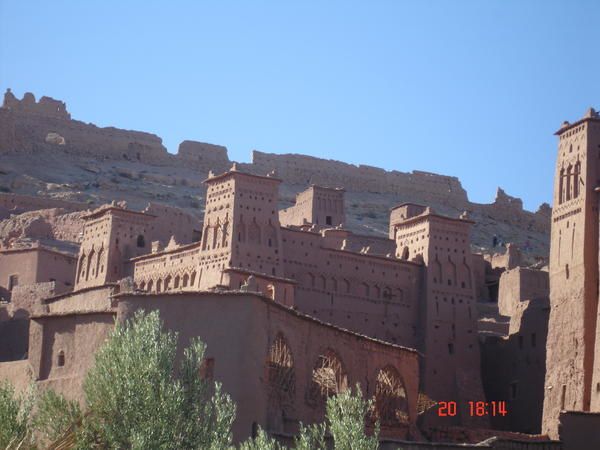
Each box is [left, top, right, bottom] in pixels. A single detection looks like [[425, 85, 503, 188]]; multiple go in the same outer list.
[[34, 389, 81, 445], [240, 385, 377, 450], [293, 422, 327, 450], [78, 309, 236, 450], [326, 385, 379, 450], [0, 382, 35, 449]]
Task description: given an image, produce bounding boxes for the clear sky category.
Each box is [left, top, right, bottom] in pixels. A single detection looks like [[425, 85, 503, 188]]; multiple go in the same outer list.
[[1, 1, 599, 211]]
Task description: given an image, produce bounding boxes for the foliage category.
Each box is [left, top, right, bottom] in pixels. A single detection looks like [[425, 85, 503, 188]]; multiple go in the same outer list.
[[34, 389, 82, 445], [0, 381, 35, 449], [326, 385, 379, 450], [238, 427, 282, 450], [294, 422, 327, 450], [239, 385, 377, 450], [78, 309, 236, 449]]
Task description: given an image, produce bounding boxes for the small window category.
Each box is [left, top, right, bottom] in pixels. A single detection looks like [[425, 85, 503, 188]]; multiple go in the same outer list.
[[8, 274, 19, 291], [326, 215, 332, 225], [137, 235, 146, 248], [57, 350, 65, 367], [561, 385, 566, 409]]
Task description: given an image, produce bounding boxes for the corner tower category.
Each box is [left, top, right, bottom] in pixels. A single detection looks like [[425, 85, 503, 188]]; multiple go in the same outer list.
[[543, 108, 600, 437]]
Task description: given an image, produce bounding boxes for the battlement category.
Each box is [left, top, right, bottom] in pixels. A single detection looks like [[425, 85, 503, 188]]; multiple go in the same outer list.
[[2, 89, 70, 120]]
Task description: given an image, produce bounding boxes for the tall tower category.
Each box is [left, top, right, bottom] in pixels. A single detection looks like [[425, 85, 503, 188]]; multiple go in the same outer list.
[[200, 167, 284, 289], [543, 108, 600, 437], [75, 204, 155, 290], [390, 204, 485, 426]]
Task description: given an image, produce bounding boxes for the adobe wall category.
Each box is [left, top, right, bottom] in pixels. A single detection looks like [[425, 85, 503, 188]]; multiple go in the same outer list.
[[115, 292, 420, 443], [28, 311, 116, 404], [244, 151, 469, 207], [280, 227, 422, 345], [177, 140, 230, 173], [498, 268, 549, 317], [0, 193, 87, 215], [558, 411, 600, 450], [142, 202, 200, 246], [0, 360, 33, 393]]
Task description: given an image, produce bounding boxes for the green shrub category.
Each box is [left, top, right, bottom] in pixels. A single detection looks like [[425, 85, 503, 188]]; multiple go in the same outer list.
[[0, 382, 35, 449]]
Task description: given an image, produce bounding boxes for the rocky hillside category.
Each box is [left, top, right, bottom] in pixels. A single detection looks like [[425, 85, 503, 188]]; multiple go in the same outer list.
[[0, 89, 551, 260]]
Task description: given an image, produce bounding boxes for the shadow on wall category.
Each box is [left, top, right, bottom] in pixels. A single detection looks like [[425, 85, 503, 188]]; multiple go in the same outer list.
[[0, 313, 29, 362]]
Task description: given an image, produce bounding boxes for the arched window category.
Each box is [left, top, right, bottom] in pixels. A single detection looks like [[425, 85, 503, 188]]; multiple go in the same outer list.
[[77, 253, 86, 282], [343, 279, 351, 294], [147, 279, 153, 292], [318, 275, 326, 290], [266, 222, 278, 248], [373, 285, 381, 299], [139, 281, 146, 291], [574, 160, 581, 198], [57, 350, 65, 367], [86, 248, 95, 280], [137, 235, 145, 248], [174, 275, 180, 289], [182, 273, 189, 288], [238, 218, 246, 243], [306, 273, 316, 288], [249, 219, 261, 244], [559, 167, 565, 204], [373, 366, 409, 426], [308, 349, 348, 407], [382, 286, 392, 300], [156, 279, 163, 293], [331, 277, 338, 292], [566, 165, 572, 201], [401, 247, 409, 260], [96, 247, 105, 278], [164, 275, 172, 290], [266, 284, 275, 299], [447, 255, 457, 286], [267, 333, 295, 407], [190, 271, 197, 287], [362, 282, 370, 298]]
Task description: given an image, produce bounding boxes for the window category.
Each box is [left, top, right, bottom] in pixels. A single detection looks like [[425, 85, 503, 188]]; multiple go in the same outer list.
[[8, 274, 18, 291], [267, 334, 295, 407], [561, 385, 566, 409], [137, 235, 145, 248], [326, 215, 332, 225], [57, 350, 65, 367], [373, 366, 409, 425]]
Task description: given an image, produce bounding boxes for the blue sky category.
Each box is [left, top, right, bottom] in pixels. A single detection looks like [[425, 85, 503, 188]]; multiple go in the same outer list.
[[1, 1, 599, 211]]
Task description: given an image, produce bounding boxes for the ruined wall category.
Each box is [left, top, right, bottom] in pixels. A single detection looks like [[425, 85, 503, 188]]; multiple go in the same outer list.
[[177, 140, 230, 173], [0, 193, 86, 216], [244, 151, 469, 207]]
